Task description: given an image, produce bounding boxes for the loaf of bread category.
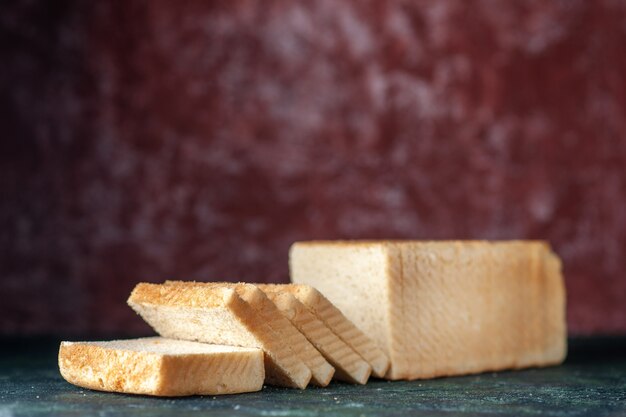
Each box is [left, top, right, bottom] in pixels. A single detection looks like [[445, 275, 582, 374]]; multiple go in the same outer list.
[[164, 281, 335, 387], [290, 240, 567, 380], [58, 337, 264, 396], [257, 284, 372, 384], [127, 283, 311, 388]]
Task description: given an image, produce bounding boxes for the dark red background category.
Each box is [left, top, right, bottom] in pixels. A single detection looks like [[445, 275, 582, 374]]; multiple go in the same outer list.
[[1, 1, 625, 336]]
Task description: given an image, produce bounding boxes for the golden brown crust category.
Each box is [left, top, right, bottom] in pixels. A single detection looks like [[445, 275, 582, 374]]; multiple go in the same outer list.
[[262, 283, 319, 304], [59, 342, 160, 395], [541, 249, 568, 364], [128, 282, 234, 308]]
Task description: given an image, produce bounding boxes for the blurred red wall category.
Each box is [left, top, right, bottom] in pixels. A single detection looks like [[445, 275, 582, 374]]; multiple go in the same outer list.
[[1, 1, 625, 335]]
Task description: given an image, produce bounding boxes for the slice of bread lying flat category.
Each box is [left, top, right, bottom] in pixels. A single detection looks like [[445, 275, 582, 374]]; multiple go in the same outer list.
[[127, 283, 311, 389], [274, 283, 390, 378], [58, 337, 264, 396], [164, 281, 335, 387], [290, 240, 567, 380], [258, 284, 372, 384]]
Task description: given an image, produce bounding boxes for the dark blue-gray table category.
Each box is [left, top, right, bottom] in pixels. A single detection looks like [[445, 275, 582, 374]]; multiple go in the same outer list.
[[1, 337, 625, 417]]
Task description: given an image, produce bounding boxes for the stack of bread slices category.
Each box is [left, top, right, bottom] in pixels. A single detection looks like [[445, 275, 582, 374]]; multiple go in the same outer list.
[[59, 240, 567, 397], [59, 281, 389, 396]]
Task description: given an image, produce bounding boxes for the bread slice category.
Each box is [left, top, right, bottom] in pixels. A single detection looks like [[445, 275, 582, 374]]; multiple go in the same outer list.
[[257, 284, 372, 384], [127, 283, 311, 388], [164, 281, 334, 387], [58, 337, 264, 396], [289, 240, 567, 380], [271, 283, 390, 378]]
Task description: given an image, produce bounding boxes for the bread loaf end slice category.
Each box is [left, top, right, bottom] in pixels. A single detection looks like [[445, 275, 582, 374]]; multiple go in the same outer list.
[[58, 337, 264, 396]]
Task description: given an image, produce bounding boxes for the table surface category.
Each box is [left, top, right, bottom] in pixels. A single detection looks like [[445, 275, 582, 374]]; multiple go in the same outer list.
[[1, 337, 625, 417]]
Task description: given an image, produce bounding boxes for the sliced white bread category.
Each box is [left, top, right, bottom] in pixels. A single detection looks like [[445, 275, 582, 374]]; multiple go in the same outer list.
[[276, 283, 390, 378], [289, 240, 567, 380], [127, 283, 311, 389], [58, 337, 264, 396], [164, 281, 334, 387], [258, 284, 372, 384]]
